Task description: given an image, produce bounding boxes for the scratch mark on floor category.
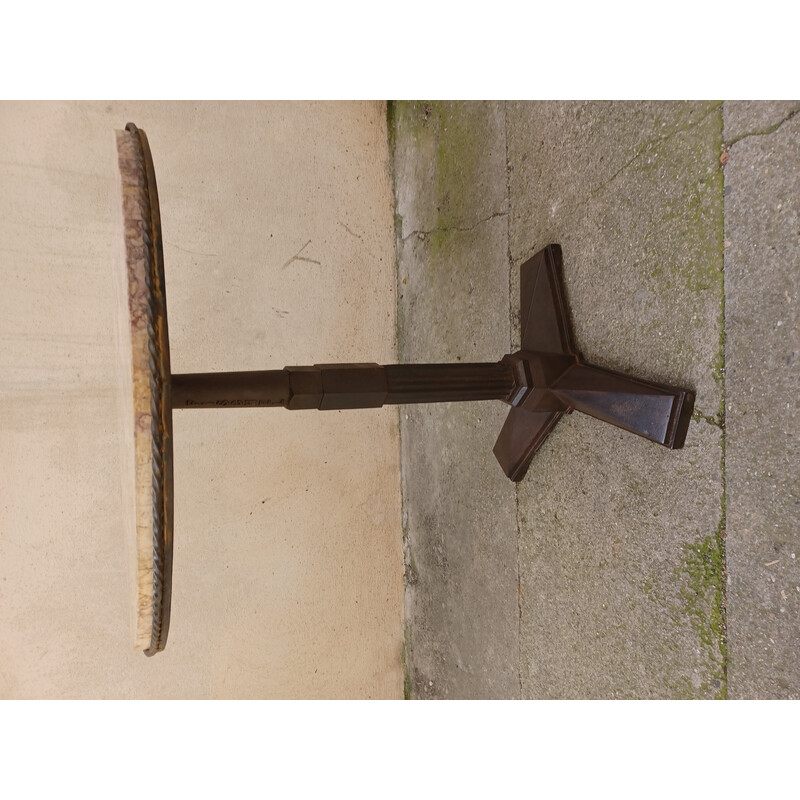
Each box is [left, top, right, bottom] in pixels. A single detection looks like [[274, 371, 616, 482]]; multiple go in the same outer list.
[[282, 240, 321, 269], [339, 221, 363, 239]]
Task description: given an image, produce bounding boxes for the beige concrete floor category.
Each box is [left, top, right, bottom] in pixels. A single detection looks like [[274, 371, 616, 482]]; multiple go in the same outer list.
[[0, 101, 403, 698]]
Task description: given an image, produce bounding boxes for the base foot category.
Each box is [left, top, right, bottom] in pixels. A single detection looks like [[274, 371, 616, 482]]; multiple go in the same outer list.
[[494, 245, 695, 481]]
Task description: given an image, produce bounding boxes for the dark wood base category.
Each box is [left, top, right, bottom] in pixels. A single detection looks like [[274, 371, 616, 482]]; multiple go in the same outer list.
[[171, 245, 694, 483], [493, 245, 694, 481]]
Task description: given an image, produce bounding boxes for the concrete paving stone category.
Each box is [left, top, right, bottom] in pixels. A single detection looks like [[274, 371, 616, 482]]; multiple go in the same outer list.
[[723, 106, 800, 699], [507, 101, 726, 697], [393, 101, 520, 698], [399, 399, 519, 698]]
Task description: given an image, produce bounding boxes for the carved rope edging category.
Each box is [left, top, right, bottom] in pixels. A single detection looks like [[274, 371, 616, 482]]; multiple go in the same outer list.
[[124, 124, 171, 656]]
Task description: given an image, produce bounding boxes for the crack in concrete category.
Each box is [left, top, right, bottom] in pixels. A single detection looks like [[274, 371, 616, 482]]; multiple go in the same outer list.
[[558, 103, 724, 227], [401, 211, 508, 243], [717, 101, 731, 695], [724, 104, 800, 147], [504, 102, 525, 701], [597, 103, 723, 193]]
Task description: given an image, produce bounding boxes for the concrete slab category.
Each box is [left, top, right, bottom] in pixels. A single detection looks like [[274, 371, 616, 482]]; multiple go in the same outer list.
[[393, 102, 520, 698], [507, 101, 726, 698], [723, 103, 800, 699], [394, 101, 729, 699]]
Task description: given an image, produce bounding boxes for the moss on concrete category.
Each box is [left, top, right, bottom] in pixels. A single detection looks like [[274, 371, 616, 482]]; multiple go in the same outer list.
[[390, 100, 501, 244], [401, 626, 412, 700], [674, 526, 728, 698]]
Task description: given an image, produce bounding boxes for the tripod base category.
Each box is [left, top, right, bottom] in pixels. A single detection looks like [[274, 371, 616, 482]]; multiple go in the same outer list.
[[492, 245, 694, 481]]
